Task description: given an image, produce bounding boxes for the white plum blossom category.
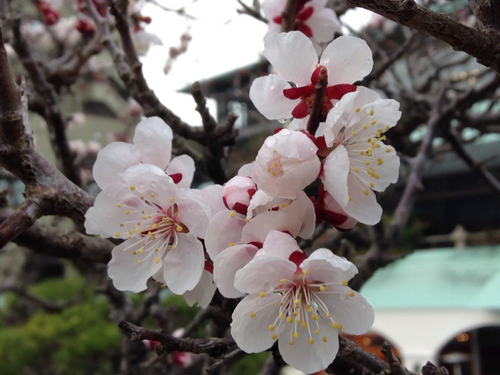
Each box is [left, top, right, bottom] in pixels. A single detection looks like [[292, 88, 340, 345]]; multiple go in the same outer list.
[[231, 236, 373, 373], [85, 164, 211, 294], [250, 31, 373, 130], [132, 29, 163, 56], [263, 0, 341, 43], [316, 87, 401, 225], [252, 128, 320, 199], [93, 116, 194, 189]]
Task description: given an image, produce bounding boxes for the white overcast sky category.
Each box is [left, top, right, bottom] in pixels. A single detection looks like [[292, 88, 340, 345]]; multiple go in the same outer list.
[[140, 0, 374, 124]]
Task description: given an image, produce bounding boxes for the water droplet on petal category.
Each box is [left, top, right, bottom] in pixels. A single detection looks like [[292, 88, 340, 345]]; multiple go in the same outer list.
[[151, 182, 158, 188], [265, 137, 277, 148], [269, 85, 275, 90], [280, 129, 291, 136]]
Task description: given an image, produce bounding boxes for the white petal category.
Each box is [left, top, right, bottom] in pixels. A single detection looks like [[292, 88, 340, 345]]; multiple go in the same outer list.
[[288, 116, 309, 131], [249, 75, 297, 120], [200, 184, 226, 216], [231, 293, 283, 353], [322, 144, 350, 206], [321, 36, 373, 85], [237, 162, 254, 177], [166, 154, 195, 188], [259, 231, 301, 259], [213, 244, 259, 298], [321, 291, 374, 335], [108, 238, 163, 292], [264, 31, 318, 85], [234, 256, 296, 294], [301, 248, 358, 283], [205, 210, 246, 259], [307, 4, 341, 43], [278, 318, 339, 373], [175, 189, 212, 239], [133, 117, 173, 169], [163, 233, 204, 294], [342, 174, 382, 225], [183, 270, 217, 308], [93, 142, 141, 188]]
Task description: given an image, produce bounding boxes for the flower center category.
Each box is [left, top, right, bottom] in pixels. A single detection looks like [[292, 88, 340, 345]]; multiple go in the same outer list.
[[257, 273, 354, 346]]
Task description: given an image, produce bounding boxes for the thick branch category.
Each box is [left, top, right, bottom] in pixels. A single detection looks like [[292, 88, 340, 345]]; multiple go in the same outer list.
[[0, 208, 113, 263], [468, 0, 500, 31], [118, 320, 236, 357], [347, 0, 500, 74]]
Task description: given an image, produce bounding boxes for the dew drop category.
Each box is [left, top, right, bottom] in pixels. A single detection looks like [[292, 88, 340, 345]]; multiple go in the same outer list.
[[151, 182, 158, 188], [280, 129, 291, 136], [265, 137, 277, 147], [269, 85, 275, 90]]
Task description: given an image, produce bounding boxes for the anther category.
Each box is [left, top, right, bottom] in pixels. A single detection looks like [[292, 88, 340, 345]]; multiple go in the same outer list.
[[116, 204, 122, 208], [271, 334, 277, 340], [150, 193, 155, 198], [303, 269, 309, 275], [114, 232, 120, 237], [308, 338, 314, 344], [176, 225, 183, 232], [286, 317, 294, 323], [349, 292, 355, 297], [289, 341, 295, 346], [250, 312, 256, 318], [130, 185, 136, 191], [169, 197, 174, 202], [155, 258, 160, 263], [259, 292, 265, 298], [137, 259, 141, 265], [342, 280, 348, 286], [322, 336, 328, 342], [294, 332, 299, 338], [269, 325, 274, 331], [230, 211, 236, 218]]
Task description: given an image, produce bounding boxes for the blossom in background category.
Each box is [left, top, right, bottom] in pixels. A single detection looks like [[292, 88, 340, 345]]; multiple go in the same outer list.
[[132, 29, 163, 56], [231, 235, 374, 373], [262, 0, 341, 43], [92, 116, 194, 189], [252, 128, 320, 199], [85, 164, 212, 294], [316, 87, 401, 225], [250, 31, 373, 130]]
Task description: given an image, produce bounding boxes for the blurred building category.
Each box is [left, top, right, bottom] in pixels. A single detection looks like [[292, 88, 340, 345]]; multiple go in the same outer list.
[[360, 246, 500, 375]]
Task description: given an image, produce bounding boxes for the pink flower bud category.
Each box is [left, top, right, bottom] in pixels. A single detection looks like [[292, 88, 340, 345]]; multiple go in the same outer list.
[[222, 176, 257, 215]]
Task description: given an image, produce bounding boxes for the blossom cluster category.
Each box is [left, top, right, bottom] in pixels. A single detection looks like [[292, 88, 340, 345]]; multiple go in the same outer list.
[[84, 4, 402, 372]]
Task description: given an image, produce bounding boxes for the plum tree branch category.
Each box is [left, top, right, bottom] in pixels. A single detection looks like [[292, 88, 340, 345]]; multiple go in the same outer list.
[[347, 0, 500, 74]]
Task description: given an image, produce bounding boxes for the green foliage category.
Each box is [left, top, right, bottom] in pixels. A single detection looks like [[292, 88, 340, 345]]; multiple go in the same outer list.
[[0, 278, 120, 375], [229, 352, 270, 375]]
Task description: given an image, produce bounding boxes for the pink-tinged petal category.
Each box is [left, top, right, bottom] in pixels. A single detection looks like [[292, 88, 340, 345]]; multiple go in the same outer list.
[[282, 191, 316, 239], [163, 233, 204, 294], [321, 291, 374, 335], [200, 184, 226, 216], [307, 7, 341, 43], [249, 75, 297, 120], [335, 215, 358, 231], [322, 144, 350, 206], [93, 142, 141, 188], [133, 117, 173, 169], [264, 31, 318, 85], [223, 176, 257, 215], [321, 36, 373, 85], [258, 230, 301, 259], [175, 188, 212, 238], [166, 155, 195, 188], [301, 248, 358, 283], [322, 191, 357, 230], [247, 190, 275, 219], [240, 209, 301, 243], [342, 174, 382, 225], [278, 318, 339, 373], [213, 244, 259, 298], [84, 208, 109, 237], [234, 256, 296, 294], [205, 210, 246, 259], [108, 238, 163, 292], [231, 293, 283, 353], [184, 270, 217, 308]]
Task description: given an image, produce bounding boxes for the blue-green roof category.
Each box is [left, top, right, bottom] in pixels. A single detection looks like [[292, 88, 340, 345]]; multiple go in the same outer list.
[[359, 246, 500, 309]]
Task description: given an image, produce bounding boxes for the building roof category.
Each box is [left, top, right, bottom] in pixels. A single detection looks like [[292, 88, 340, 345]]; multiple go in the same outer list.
[[360, 246, 500, 309]]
